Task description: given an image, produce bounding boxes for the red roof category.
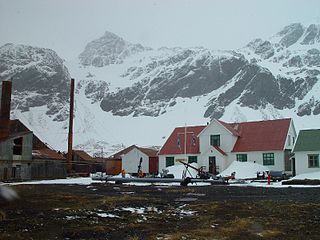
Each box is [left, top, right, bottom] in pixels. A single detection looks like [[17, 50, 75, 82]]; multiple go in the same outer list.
[[159, 119, 291, 155], [213, 145, 227, 156], [159, 125, 206, 155], [230, 118, 291, 152], [217, 120, 240, 136]]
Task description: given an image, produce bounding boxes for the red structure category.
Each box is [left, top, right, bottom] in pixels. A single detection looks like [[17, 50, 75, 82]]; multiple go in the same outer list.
[[0, 80, 12, 140], [67, 78, 75, 174]]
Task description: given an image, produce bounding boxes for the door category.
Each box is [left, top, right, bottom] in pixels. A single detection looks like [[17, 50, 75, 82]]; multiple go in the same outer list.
[[149, 157, 159, 175], [292, 157, 296, 177], [209, 156, 217, 175], [3, 168, 8, 180]]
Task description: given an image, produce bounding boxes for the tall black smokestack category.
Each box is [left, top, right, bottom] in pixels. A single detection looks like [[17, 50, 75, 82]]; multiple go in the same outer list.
[[67, 78, 75, 174], [0, 80, 12, 140]]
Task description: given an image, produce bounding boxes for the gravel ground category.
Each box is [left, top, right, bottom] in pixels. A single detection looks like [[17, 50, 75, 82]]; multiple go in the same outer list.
[[1, 183, 320, 239]]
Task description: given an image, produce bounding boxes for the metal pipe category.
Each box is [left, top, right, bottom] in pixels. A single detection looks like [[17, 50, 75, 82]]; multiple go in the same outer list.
[[67, 78, 75, 174], [101, 176, 228, 185]]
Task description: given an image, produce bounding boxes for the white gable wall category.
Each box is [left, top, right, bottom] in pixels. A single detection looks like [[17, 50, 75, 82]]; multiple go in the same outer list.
[[158, 154, 200, 172], [284, 120, 297, 150], [198, 146, 227, 174], [122, 148, 149, 174], [199, 120, 237, 154], [295, 151, 320, 175]]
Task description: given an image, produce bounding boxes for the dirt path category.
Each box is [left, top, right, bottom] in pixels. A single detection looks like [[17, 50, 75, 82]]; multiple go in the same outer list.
[[1, 183, 320, 239]]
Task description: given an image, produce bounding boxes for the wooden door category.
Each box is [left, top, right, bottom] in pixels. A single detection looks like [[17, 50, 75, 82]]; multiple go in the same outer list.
[[209, 156, 217, 175], [149, 157, 159, 175]]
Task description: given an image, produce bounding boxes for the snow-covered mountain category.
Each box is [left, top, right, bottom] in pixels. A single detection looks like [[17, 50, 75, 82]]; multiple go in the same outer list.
[[79, 31, 151, 67], [1, 23, 320, 156], [0, 43, 71, 122]]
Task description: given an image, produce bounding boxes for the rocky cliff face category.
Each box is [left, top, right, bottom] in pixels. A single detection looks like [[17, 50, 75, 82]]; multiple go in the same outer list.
[[2, 23, 319, 123], [0, 43, 71, 121], [94, 23, 320, 119], [79, 31, 151, 67]]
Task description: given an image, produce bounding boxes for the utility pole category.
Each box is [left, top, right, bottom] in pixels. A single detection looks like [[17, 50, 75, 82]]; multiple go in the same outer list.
[[67, 78, 75, 175]]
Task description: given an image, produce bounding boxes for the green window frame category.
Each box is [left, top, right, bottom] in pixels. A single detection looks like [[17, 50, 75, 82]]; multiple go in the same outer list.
[[308, 154, 319, 168], [210, 135, 220, 146], [236, 154, 247, 162], [188, 156, 198, 164], [263, 153, 274, 165], [166, 157, 175, 167]]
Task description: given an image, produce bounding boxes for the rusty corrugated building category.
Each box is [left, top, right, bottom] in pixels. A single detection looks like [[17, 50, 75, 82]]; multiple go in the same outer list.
[[0, 80, 67, 181], [69, 150, 105, 176]]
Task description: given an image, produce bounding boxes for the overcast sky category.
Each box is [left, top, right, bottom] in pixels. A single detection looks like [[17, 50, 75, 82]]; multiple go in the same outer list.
[[1, 0, 320, 60]]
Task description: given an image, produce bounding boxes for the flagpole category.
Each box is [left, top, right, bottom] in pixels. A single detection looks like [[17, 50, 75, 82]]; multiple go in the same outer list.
[[184, 123, 187, 162]]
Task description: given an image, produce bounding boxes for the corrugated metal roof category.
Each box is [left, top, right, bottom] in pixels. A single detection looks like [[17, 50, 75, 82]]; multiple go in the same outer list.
[[110, 145, 159, 159], [231, 118, 291, 152], [73, 150, 94, 161], [293, 129, 320, 152], [110, 145, 138, 159], [138, 147, 158, 157], [159, 119, 291, 155], [33, 148, 66, 160], [0, 130, 32, 142]]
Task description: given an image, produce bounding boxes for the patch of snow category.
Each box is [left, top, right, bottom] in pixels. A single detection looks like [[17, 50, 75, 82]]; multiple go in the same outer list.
[[121, 207, 145, 214], [219, 161, 269, 179], [291, 171, 320, 180], [179, 209, 196, 216], [7, 177, 98, 186], [66, 215, 83, 220], [96, 213, 120, 218], [165, 162, 199, 179]]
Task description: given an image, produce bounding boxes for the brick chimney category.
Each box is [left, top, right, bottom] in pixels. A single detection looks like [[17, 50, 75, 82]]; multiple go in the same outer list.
[[0, 80, 12, 140]]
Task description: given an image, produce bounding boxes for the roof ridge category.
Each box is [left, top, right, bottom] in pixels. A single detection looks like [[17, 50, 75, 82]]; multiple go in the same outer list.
[[218, 118, 291, 125]]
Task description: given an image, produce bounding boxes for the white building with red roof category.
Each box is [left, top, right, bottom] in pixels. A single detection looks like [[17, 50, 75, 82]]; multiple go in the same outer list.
[[158, 118, 296, 175]]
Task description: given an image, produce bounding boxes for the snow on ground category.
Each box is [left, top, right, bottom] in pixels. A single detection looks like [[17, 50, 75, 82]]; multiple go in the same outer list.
[[219, 161, 269, 179], [4, 166, 320, 188], [6, 177, 99, 186], [291, 171, 320, 180], [166, 163, 199, 179]]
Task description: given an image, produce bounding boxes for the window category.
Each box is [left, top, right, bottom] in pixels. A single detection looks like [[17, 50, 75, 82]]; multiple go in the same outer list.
[[13, 137, 23, 155], [236, 154, 247, 162], [210, 135, 220, 146], [263, 153, 274, 165], [287, 135, 291, 146], [308, 154, 319, 168], [166, 157, 174, 167], [188, 156, 197, 164], [11, 167, 16, 178]]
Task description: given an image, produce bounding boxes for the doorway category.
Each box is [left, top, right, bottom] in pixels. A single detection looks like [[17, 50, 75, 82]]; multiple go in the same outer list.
[[209, 156, 217, 175], [292, 157, 296, 176]]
